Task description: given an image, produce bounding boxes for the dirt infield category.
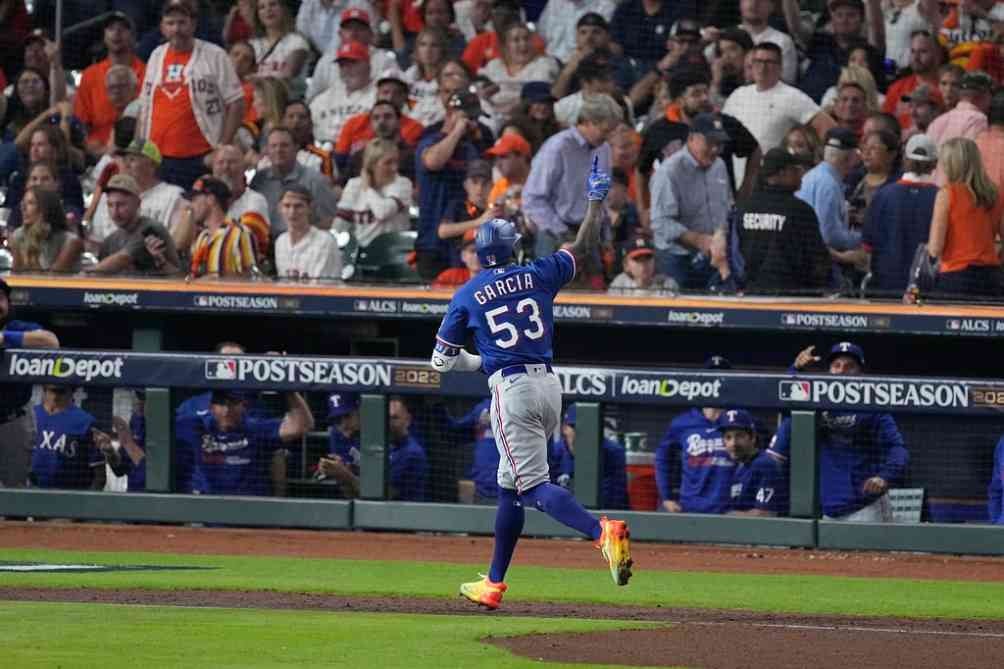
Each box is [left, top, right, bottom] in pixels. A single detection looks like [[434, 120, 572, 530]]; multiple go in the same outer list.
[[3, 522, 1004, 668], [3, 586, 1003, 668]]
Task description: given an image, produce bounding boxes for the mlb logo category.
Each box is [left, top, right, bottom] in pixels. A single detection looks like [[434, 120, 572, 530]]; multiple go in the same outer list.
[[205, 358, 237, 381], [783, 314, 797, 325], [779, 380, 811, 402], [195, 296, 209, 307], [947, 319, 961, 331]]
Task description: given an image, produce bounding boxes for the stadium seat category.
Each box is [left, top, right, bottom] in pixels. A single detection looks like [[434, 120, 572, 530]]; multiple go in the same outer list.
[[352, 231, 421, 284]]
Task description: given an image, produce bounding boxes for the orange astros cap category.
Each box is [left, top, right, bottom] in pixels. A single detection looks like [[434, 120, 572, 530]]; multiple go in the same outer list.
[[336, 40, 370, 62], [486, 133, 531, 158]]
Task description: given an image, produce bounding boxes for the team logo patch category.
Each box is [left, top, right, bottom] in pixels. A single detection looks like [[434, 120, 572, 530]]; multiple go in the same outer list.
[[166, 64, 185, 82]]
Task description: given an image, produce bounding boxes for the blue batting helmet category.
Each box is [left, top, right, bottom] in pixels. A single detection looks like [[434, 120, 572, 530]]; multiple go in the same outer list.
[[475, 218, 521, 268]]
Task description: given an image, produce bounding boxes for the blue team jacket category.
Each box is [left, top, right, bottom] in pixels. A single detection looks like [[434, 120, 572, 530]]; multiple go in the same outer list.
[[656, 408, 735, 514], [772, 412, 908, 517]]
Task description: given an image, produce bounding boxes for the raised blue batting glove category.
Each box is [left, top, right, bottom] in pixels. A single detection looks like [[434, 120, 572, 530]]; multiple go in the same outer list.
[[586, 155, 611, 201]]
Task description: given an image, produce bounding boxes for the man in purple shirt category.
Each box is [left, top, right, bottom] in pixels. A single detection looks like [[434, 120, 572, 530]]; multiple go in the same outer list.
[[522, 92, 621, 258]]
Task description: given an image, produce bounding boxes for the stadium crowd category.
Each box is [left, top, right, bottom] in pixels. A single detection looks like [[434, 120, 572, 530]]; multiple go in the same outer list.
[[1, 0, 1004, 299]]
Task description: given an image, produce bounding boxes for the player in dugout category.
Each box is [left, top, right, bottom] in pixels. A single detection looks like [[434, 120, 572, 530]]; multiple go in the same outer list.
[[656, 356, 738, 514], [770, 342, 909, 522], [718, 409, 787, 516]]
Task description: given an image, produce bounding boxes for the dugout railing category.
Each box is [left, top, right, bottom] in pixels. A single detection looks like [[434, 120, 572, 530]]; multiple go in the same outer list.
[[1, 348, 1003, 555]]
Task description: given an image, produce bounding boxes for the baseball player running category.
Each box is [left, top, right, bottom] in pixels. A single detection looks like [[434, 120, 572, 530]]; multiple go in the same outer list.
[[431, 156, 632, 610]]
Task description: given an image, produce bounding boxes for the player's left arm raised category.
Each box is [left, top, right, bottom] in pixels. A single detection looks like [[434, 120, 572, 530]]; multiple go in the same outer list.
[[567, 156, 610, 265]]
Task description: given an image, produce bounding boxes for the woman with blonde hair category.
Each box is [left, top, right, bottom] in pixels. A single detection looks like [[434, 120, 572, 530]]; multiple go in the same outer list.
[[336, 138, 414, 248], [12, 186, 82, 273], [244, 76, 289, 164], [822, 64, 883, 113], [920, 137, 1004, 299], [479, 23, 559, 120]]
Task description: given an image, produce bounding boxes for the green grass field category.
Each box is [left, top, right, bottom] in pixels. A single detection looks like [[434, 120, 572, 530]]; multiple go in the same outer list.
[[1, 602, 648, 669], [3, 547, 1002, 667]]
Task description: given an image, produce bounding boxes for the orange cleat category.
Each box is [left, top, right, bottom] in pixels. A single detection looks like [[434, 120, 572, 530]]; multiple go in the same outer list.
[[597, 517, 633, 586], [459, 574, 508, 610]]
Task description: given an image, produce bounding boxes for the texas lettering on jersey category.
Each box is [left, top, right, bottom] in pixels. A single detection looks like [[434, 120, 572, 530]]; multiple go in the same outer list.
[[38, 430, 83, 457]]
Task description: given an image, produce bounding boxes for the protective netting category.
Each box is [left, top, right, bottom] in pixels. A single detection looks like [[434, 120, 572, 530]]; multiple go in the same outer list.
[[0, 1, 995, 301]]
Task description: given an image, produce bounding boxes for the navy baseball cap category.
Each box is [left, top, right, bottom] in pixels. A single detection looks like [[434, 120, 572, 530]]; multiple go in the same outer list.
[[521, 81, 556, 103], [827, 342, 865, 367], [563, 405, 577, 426], [824, 127, 858, 151], [690, 113, 729, 144], [705, 355, 732, 370], [210, 389, 252, 404], [717, 409, 756, 432], [328, 392, 360, 419]]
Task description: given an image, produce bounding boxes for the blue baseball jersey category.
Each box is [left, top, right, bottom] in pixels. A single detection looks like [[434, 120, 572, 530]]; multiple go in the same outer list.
[[30, 404, 101, 489], [180, 412, 283, 496], [772, 412, 908, 517], [126, 413, 147, 492], [0, 321, 43, 414], [549, 437, 629, 510], [174, 393, 212, 494], [729, 450, 788, 515], [328, 428, 361, 474], [389, 434, 428, 502], [174, 393, 270, 494], [990, 438, 1004, 525], [435, 250, 576, 375], [655, 408, 736, 514]]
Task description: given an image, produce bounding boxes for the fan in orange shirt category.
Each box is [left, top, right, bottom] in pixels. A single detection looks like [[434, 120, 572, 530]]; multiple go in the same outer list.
[[461, 1, 547, 73], [484, 132, 531, 206], [334, 69, 424, 171], [73, 13, 146, 155]]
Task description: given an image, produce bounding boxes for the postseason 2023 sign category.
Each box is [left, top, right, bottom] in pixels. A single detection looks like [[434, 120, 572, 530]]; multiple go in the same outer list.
[[1, 349, 1000, 416]]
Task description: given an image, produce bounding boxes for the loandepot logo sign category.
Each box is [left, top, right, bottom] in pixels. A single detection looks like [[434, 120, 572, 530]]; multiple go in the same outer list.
[[778, 379, 969, 408], [620, 376, 723, 401], [0, 562, 216, 573], [8, 354, 125, 382], [206, 357, 392, 386]]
